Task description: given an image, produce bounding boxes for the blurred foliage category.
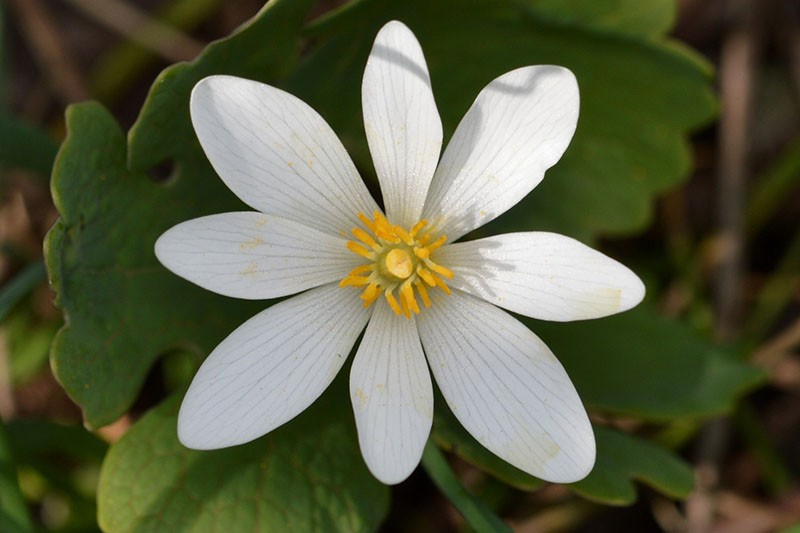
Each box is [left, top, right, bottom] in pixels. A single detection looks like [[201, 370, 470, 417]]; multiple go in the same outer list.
[[8, 420, 106, 532], [5, 304, 60, 386], [0, 114, 58, 178], [0, 419, 34, 533]]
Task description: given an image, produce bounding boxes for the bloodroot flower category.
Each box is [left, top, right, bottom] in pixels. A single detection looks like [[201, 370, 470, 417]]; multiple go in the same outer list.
[[155, 20, 644, 485]]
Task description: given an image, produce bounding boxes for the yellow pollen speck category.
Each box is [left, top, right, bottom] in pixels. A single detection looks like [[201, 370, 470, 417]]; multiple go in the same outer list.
[[354, 388, 368, 408], [239, 261, 259, 278], [340, 211, 453, 318], [239, 236, 265, 251]]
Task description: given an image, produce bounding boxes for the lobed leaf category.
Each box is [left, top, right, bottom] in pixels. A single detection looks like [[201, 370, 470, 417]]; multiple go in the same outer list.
[[98, 391, 389, 532]]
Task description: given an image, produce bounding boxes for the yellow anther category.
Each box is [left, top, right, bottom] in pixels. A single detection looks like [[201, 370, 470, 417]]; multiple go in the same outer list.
[[347, 241, 375, 260], [348, 264, 373, 276], [400, 282, 420, 315], [361, 282, 379, 303], [428, 235, 447, 251], [427, 262, 454, 280], [358, 213, 377, 233], [375, 227, 400, 243], [433, 275, 451, 295], [413, 247, 430, 260], [399, 295, 411, 318], [385, 290, 403, 316], [339, 275, 370, 287], [410, 220, 427, 237], [374, 211, 390, 225], [414, 280, 431, 308], [417, 266, 437, 287], [352, 228, 379, 250], [384, 248, 413, 279], [393, 226, 414, 245]]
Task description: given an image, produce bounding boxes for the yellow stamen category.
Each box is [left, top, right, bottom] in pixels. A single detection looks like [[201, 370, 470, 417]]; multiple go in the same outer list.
[[410, 220, 427, 237], [427, 235, 447, 251], [385, 290, 403, 316], [339, 275, 370, 287], [413, 247, 430, 260], [361, 282, 379, 303], [375, 229, 400, 243], [399, 294, 411, 318], [433, 275, 451, 295], [400, 282, 420, 315], [347, 241, 374, 260], [358, 213, 377, 233], [348, 264, 373, 276], [393, 226, 414, 245], [414, 280, 431, 308], [417, 266, 437, 287], [427, 262, 454, 279], [341, 212, 453, 318], [352, 228, 379, 250]]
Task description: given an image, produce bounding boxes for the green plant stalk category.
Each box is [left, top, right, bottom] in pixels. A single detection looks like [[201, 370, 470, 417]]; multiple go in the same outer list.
[[746, 137, 800, 236], [0, 261, 46, 323], [744, 229, 800, 340], [421, 442, 512, 533], [733, 402, 791, 496]]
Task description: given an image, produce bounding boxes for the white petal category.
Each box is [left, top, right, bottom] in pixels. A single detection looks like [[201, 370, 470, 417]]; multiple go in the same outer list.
[[350, 302, 433, 484], [362, 21, 442, 227], [155, 212, 359, 300], [422, 66, 579, 241], [191, 75, 379, 235], [437, 232, 645, 321], [178, 283, 370, 449], [417, 290, 594, 483]]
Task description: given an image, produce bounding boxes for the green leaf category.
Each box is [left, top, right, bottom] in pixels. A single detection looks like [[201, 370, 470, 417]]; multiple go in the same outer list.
[[45, 0, 315, 428], [421, 443, 511, 533], [98, 392, 389, 532], [570, 426, 694, 505], [0, 420, 34, 533], [532, 306, 765, 420], [46, 101, 262, 428], [290, 0, 715, 240], [525, 0, 677, 38]]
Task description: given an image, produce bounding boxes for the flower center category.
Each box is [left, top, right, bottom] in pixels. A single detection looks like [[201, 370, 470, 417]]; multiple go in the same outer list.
[[339, 211, 453, 318], [384, 248, 413, 279]]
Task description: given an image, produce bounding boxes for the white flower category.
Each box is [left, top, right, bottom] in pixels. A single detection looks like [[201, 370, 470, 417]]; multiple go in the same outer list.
[[155, 20, 644, 485]]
